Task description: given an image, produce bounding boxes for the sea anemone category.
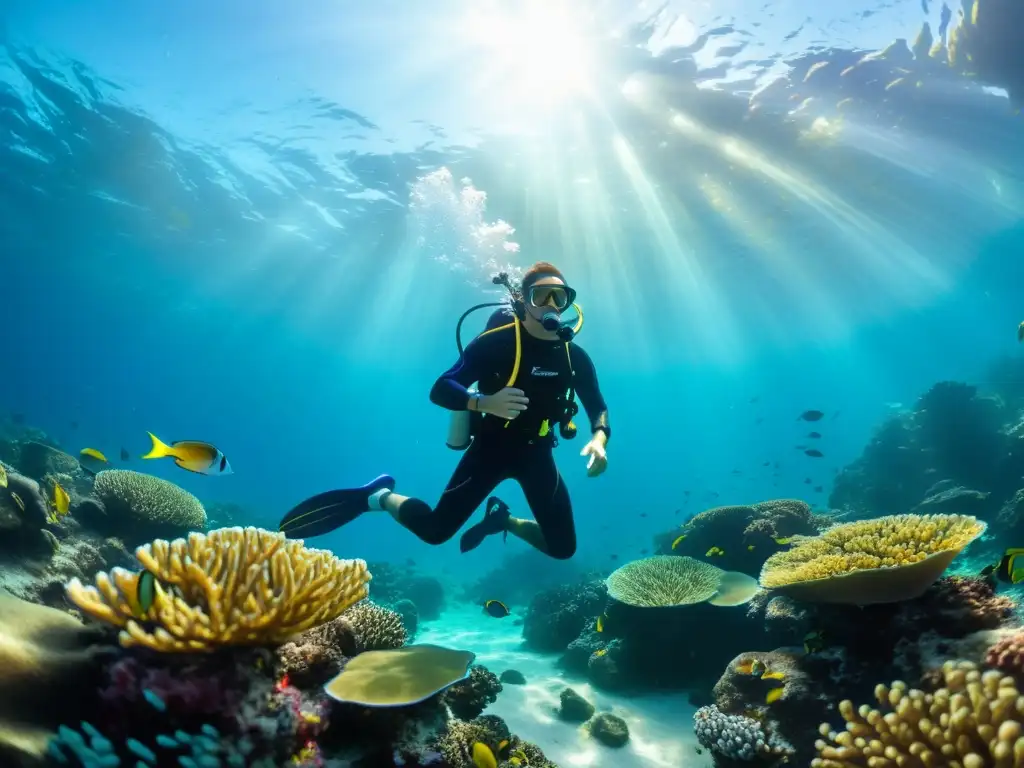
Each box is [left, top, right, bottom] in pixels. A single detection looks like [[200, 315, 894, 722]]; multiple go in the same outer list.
[[758, 514, 985, 604]]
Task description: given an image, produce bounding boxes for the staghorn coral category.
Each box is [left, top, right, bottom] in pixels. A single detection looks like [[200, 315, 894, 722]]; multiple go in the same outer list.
[[759, 513, 985, 604], [90, 469, 207, 543], [66, 526, 371, 652], [694, 704, 795, 762], [813, 660, 1024, 767], [607, 555, 759, 608], [442, 664, 503, 721], [339, 600, 408, 652]]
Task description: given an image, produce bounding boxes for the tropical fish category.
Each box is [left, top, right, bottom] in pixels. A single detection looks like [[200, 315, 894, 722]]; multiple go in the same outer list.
[[10, 492, 24, 512], [0, 463, 6, 489], [120, 447, 130, 461], [705, 546, 725, 557], [765, 687, 785, 704], [671, 534, 687, 550], [52, 482, 70, 519], [774, 537, 795, 545], [762, 670, 786, 681], [803, 630, 826, 654], [483, 600, 510, 618], [595, 648, 607, 657], [596, 613, 607, 633], [805, 449, 824, 458], [496, 739, 510, 760], [142, 432, 232, 475], [807, 431, 822, 439], [80, 448, 109, 463], [798, 410, 825, 421], [983, 548, 1024, 585], [471, 741, 497, 768], [750, 658, 766, 676], [134, 570, 160, 618], [747, 545, 755, 551]]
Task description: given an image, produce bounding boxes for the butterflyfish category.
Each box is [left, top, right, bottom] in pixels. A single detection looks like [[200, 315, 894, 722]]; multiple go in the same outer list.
[[471, 742, 497, 768], [52, 481, 70, 518], [483, 600, 510, 618], [142, 432, 232, 476], [992, 548, 1024, 585]]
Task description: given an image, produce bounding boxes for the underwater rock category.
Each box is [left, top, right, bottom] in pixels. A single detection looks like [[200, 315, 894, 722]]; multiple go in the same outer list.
[[391, 598, 419, 638], [588, 713, 629, 748], [587, 639, 627, 691], [442, 664, 503, 721], [523, 580, 606, 652], [499, 669, 526, 685], [557, 687, 595, 722], [562, 627, 606, 674]]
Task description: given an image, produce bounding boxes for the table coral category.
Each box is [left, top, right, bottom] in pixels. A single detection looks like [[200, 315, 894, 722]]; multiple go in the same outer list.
[[66, 526, 371, 651], [814, 660, 1024, 767], [607, 555, 759, 608], [759, 513, 986, 604]]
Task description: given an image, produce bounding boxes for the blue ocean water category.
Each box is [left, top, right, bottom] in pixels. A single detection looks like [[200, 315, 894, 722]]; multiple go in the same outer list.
[[0, 0, 1021, 592]]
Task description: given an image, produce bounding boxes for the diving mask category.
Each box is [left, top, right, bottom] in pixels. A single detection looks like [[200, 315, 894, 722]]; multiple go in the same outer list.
[[527, 284, 577, 312]]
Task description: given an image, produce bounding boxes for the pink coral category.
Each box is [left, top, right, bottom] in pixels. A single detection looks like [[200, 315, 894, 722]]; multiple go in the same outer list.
[[985, 631, 1024, 678]]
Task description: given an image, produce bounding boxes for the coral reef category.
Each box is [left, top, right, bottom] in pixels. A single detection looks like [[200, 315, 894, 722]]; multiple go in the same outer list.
[[759, 513, 986, 604], [338, 600, 409, 653], [66, 526, 371, 651], [814, 660, 1024, 767], [0, 594, 115, 764], [523, 580, 607, 652], [442, 664, 503, 721], [275, 616, 355, 689], [655, 498, 829, 576], [694, 705, 795, 763], [87, 469, 207, 544]]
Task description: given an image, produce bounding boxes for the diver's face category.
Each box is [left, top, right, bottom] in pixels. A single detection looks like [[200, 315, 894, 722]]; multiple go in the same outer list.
[[526, 275, 569, 318]]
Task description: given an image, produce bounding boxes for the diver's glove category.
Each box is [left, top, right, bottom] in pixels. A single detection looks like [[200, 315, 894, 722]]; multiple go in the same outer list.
[[477, 387, 529, 420], [581, 434, 608, 477]]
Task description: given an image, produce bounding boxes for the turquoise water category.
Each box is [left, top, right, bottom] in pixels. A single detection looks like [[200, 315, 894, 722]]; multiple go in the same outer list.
[[0, 0, 1021, 587]]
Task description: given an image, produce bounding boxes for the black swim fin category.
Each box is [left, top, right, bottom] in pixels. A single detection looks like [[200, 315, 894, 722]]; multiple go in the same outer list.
[[279, 474, 395, 539], [459, 496, 511, 553]]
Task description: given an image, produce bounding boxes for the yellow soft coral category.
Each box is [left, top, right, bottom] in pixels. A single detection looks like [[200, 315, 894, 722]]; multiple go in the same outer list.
[[65, 526, 370, 652], [813, 660, 1024, 768], [758, 514, 984, 604]]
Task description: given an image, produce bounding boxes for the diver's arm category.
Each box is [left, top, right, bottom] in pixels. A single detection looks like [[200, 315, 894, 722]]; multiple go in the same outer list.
[[429, 337, 492, 411], [571, 346, 611, 441]]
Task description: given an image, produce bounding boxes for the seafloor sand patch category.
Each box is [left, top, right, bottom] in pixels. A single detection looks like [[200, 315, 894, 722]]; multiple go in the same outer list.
[[419, 606, 712, 768]]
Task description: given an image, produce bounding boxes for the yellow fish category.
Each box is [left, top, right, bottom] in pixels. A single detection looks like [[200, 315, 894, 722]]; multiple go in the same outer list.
[[747, 545, 755, 551], [705, 546, 724, 557], [762, 670, 786, 681], [596, 614, 605, 633], [774, 537, 794, 545], [671, 534, 687, 550], [142, 432, 233, 476], [750, 659, 765, 677], [52, 482, 70, 517], [80, 448, 109, 463], [0, 463, 6, 489], [471, 742, 498, 768], [595, 648, 607, 657], [766, 687, 785, 704], [496, 739, 510, 760], [10, 492, 24, 512]]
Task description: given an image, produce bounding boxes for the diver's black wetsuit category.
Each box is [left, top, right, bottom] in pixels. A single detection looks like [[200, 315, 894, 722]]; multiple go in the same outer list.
[[394, 309, 609, 559]]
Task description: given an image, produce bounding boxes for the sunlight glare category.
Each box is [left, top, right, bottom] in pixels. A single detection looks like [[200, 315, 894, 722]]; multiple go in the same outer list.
[[460, 1, 595, 108]]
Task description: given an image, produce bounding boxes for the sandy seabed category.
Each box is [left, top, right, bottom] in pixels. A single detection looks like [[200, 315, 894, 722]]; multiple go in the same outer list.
[[419, 606, 713, 768]]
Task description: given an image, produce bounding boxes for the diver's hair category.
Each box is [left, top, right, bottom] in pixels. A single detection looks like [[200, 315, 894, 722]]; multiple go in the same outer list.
[[521, 261, 565, 293]]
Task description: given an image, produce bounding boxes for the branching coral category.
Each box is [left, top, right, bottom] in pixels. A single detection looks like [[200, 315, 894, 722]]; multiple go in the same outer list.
[[607, 555, 759, 608], [759, 514, 986, 604], [814, 660, 1024, 767], [339, 600, 408, 652], [66, 526, 371, 652], [91, 469, 207, 540]]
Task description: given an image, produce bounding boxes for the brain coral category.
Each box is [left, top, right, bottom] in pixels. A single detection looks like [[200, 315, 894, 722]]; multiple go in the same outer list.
[[93, 470, 206, 536], [814, 660, 1024, 767], [759, 514, 985, 605], [606, 555, 759, 608]]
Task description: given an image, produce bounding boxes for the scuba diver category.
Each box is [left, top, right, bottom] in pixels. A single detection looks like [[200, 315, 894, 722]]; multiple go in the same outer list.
[[278, 261, 610, 560]]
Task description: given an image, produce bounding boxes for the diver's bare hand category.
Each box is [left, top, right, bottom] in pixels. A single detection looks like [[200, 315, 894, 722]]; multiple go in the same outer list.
[[479, 387, 529, 419]]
